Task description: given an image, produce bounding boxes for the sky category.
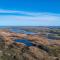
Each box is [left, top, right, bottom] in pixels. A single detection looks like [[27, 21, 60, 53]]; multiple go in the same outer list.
[[0, 0, 60, 26]]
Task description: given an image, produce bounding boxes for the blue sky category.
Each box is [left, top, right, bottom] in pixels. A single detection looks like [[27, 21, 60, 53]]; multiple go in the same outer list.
[[0, 0, 60, 26]]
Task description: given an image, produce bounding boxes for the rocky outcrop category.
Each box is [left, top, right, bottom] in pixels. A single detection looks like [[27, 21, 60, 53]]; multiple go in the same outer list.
[[0, 43, 59, 60], [27, 35, 49, 45]]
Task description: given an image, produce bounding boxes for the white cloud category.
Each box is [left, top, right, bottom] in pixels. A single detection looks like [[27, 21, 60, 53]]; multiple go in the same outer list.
[[0, 9, 60, 26], [0, 9, 60, 16]]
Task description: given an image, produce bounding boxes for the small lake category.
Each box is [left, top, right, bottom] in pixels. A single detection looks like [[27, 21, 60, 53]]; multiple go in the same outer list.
[[15, 39, 33, 46]]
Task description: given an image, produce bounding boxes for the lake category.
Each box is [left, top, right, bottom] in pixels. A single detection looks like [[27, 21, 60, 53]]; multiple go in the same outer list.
[[10, 28, 36, 34], [15, 39, 33, 46]]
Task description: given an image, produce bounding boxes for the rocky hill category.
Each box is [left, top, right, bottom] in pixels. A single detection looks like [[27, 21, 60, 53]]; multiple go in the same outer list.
[[0, 30, 60, 60]]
